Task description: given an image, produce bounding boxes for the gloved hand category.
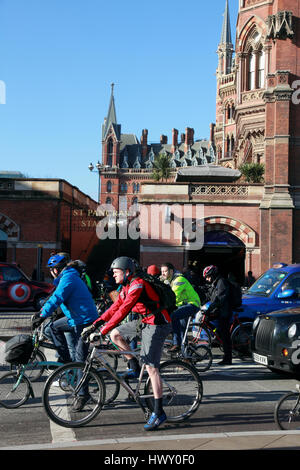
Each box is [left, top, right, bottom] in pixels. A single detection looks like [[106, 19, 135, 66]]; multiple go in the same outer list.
[[81, 324, 96, 342], [89, 331, 103, 345], [81, 319, 105, 342], [32, 313, 44, 330]]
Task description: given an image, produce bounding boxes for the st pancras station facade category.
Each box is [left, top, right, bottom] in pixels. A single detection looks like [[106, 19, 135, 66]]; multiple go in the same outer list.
[[2, 0, 299, 284], [97, 0, 300, 284]]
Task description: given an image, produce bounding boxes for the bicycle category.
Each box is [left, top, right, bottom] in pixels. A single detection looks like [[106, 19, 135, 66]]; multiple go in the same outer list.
[[163, 315, 213, 372], [274, 383, 300, 430], [42, 335, 204, 428], [0, 324, 119, 409], [0, 324, 65, 409], [191, 309, 253, 357]]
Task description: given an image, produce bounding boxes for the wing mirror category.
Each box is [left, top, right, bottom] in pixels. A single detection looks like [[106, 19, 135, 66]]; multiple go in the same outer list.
[[278, 289, 296, 299]]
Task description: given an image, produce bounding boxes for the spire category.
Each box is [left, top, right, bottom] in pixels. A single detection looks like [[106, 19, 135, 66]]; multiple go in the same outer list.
[[102, 83, 120, 140], [218, 0, 234, 75], [220, 0, 232, 46]]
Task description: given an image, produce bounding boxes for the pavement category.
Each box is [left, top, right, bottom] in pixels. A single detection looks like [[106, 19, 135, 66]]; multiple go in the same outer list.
[[1, 312, 300, 451]]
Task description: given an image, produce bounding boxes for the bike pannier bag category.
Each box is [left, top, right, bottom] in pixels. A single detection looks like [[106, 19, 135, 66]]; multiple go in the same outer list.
[[4, 334, 34, 364]]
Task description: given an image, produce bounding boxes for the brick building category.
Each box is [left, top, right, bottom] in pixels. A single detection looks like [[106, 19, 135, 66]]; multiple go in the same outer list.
[[96, 83, 216, 211], [0, 176, 98, 280], [138, 0, 300, 283]]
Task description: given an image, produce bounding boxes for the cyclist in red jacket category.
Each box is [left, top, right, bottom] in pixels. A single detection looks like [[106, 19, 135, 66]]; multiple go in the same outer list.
[[82, 256, 172, 431]]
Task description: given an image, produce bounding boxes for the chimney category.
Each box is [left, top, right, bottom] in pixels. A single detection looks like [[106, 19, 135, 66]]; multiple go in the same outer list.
[[160, 135, 168, 144], [141, 129, 148, 158], [172, 128, 178, 153], [210, 123, 215, 144], [185, 127, 194, 152], [181, 133, 185, 144]]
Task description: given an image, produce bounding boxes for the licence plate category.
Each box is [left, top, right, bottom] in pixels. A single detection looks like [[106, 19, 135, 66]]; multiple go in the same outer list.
[[253, 353, 268, 366]]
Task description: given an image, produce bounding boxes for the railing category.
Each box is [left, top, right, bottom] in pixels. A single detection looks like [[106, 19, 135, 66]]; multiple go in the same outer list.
[[190, 184, 249, 198]]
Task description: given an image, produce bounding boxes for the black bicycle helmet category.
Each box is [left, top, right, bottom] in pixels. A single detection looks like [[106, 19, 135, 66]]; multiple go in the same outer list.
[[203, 265, 218, 280], [110, 256, 136, 275]]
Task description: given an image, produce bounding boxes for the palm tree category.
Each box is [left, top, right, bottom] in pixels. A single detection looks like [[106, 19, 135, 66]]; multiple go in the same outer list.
[[238, 162, 265, 183], [152, 153, 172, 182]]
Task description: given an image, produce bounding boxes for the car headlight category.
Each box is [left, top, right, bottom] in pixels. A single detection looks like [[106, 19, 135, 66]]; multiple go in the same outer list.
[[253, 316, 260, 330], [288, 323, 297, 339]]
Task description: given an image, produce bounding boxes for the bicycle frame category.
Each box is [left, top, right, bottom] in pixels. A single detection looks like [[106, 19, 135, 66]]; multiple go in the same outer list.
[[76, 344, 174, 418], [196, 312, 242, 343]]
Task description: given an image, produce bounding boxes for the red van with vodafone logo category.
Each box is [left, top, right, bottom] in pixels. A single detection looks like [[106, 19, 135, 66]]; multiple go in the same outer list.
[[0, 262, 54, 310]]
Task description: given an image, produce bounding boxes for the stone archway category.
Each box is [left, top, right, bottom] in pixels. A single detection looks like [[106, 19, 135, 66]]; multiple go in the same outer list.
[[203, 216, 256, 249], [185, 215, 257, 284]]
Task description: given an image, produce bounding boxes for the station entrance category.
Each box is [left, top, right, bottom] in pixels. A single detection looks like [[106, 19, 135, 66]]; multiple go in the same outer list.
[[186, 230, 246, 285]]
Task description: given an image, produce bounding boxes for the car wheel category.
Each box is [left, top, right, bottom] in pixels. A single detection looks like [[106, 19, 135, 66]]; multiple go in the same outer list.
[[34, 295, 48, 311]]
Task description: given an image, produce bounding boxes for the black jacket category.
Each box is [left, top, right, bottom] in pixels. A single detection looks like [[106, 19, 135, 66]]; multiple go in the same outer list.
[[207, 276, 232, 319]]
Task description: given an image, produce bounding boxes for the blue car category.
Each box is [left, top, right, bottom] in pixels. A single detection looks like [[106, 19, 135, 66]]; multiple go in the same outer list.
[[238, 263, 300, 322]]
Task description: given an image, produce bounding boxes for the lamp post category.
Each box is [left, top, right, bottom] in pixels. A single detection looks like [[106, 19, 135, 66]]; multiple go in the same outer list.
[[88, 161, 103, 203]]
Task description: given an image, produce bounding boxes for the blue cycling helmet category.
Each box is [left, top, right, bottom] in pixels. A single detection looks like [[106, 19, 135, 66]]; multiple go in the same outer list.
[[47, 252, 70, 269]]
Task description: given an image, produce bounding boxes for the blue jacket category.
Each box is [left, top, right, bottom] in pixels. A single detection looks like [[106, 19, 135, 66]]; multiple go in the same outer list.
[[40, 267, 98, 327]]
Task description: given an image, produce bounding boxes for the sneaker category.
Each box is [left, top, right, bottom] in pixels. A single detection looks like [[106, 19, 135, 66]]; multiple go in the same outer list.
[[144, 412, 167, 431], [71, 395, 91, 412]]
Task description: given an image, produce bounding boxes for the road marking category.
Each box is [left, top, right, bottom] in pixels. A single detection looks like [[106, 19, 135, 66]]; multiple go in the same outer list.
[[1, 430, 300, 450], [50, 419, 76, 444]]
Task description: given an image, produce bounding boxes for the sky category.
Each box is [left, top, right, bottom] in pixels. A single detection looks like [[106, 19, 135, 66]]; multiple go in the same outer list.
[[0, 0, 239, 202]]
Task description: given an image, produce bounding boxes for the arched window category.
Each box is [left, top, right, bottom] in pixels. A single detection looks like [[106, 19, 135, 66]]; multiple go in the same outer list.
[[107, 138, 113, 167], [105, 197, 112, 205], [242, 28, 265, 92], [121, 182, 127, 193], [248, 49, 255, 90], [257, 49, 265, 89]]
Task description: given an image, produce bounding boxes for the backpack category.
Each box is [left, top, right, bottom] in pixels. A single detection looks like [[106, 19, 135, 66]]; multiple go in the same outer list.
[[132, 271, 177, 322], [4, 334, 34, 365], [228, 280, 242, 309]]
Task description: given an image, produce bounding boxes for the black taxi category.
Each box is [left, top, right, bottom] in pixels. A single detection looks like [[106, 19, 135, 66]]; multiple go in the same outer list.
[[251, 304, 300, 376]]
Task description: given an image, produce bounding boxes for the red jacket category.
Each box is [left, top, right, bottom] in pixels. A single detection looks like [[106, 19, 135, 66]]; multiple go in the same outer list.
[[94, 276, 171, 336]]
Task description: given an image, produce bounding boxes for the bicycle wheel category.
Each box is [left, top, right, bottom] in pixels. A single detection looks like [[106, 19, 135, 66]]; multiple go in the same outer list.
[[0, 371, 31, 408], [275, 392, 300, 430], [187, 344, 213, 372], [187, 323, 212, 347], [231, 322, 252, 357], [145, 359, 203, 422], [97, 369, 120, 405], [43, 362, 106, 428], [10, 349, 47, 382]]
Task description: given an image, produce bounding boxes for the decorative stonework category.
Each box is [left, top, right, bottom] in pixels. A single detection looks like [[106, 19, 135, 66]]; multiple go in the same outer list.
[[241, 90, 264, 103], [266, 11, 294, 40], [204, 216, 256, 248], [190, 184, 249, 198], [244, 0, 267, 6]]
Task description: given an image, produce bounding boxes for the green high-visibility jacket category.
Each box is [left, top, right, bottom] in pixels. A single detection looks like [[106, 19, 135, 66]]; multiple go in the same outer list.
[[171, 274, 201, 308]]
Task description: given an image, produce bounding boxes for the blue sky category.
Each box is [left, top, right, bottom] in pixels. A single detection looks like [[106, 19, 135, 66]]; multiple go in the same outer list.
[[0, 0, 238, 201]]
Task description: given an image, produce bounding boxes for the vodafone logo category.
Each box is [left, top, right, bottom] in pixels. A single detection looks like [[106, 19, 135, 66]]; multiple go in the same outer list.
[[8, 283, 31, 303]]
